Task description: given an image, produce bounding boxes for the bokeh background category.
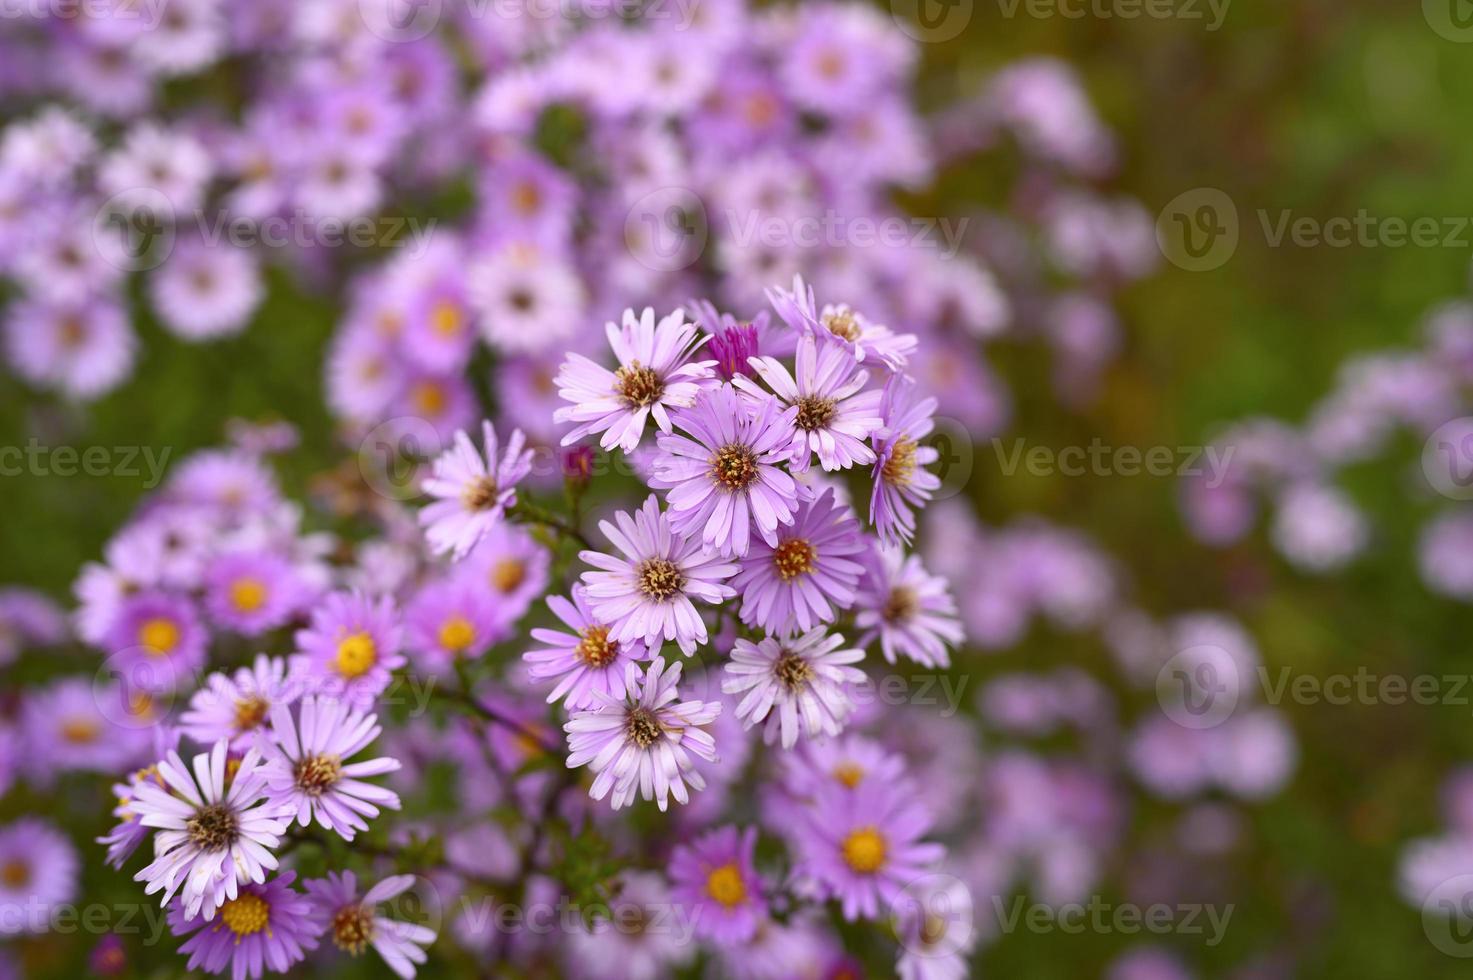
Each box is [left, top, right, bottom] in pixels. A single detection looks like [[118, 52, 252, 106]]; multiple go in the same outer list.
[[4, 1, 1473, 977]]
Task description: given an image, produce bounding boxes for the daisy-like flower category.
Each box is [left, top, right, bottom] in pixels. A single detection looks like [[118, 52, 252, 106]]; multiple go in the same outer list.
[[523, 587, 649, 709], [202, 551, 303, 636], [98, 727, 180, 870], [893, 873, 976, 980], [579, 495, 738, 656], [303, 872, 437, 979], [131, 741, 291, 921], [21, 676, 149, 779], [419, 420, 534, 559], [870, 376, 942, 547], [456, 522, 550, 626], [104, 590, 208, 693], [2, 294, 136, 401], [0, 819, 78, 935], [149, 236, 264, 341], [729, 488, 867, 637], [168, 871, 319, 980], [668, 825, 768, 944], [564, 657, 722, 811], [180, 655, 297, 752], [736, 331, 884, 471], [649, 383, 801, 558], [769, 275, 917, 371], [780, 734, 910, 801], [554, 307, 716, 453], [722, 629, 866, 748], [566, 871, 696, 980], [796, 780, 945, 921], [291, 591, 405, 707], [257, 697, 402, 842], [404, 578, 504, 677], [854, 546, 963, 669]]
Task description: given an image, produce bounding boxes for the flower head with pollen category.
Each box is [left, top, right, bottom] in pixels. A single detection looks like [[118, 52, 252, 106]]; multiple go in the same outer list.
[[668, 825, 768, 943], [303, 872, 436, 978], [767, 275, 917, 371], [524, 588, 650, 709], [855, 545, 963, 670], [420, 420, 534, 559], [555, 307, 716, 454], [723, 629, 866, 748], [180, 654, 296, 752], [578, 495, 736, 656], [650, 383, 801, 558], [107, 591, 206, 693], [869, 376, 942, 547], [292, 591, 404, 708], [169, 872, 318, 978], [131, 741, 290, 921], [404, 578, 503, 678], [204, 551, 302, 637], [258, 697, 401, 842], [564, 657, 721, 811]]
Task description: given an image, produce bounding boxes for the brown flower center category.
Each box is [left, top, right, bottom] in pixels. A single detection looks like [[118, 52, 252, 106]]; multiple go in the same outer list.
[[794, 395, 837, 432], [294, 755, 343, 796], [332, 903, 376, 955], [576, 624, 620, 668], [186, 803, 239, 850], [463, 475, 500, 510], [710, 444, 758, 491], [614, 361, 664, 409], [636, 558, 685, 601], [772, 538, 817, 581], [882, 437, 919, 487], [882, 586, 919, 624], [234, 696, 269, 732], [1, 861, 29, 888], [626, 707, 663, 748], [773, 652, 814, 691]]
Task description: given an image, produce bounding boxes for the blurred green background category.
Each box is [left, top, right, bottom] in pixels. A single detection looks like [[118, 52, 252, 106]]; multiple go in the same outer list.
[[5, 1, 1473, 976]]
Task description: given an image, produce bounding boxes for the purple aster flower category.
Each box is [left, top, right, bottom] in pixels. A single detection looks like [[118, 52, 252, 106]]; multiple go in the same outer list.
[[404, 577, 504, 677], [736, 331, 884, 472], [893, 872, 976, 980], [554, 307, 716, 453], [578, 495, 737, 656], [722, 629, 866, 748], [729, 488, 867, 636], [708, 321, 762, 381], [469, 243, 585, 356], [257, 696, 402, 842], [565, 871, 695, 980], [419, 420, 534, 559], [103, 590, 207, 693], [669, 825, 768, 945], [303, 872, 436, 979], [202, 550, 304, 636], [149, 235, 263, 341], [768, 275, 917, 372], [290, 591, 404, 708], [21, 676, 150, 779], [523, 587, 649, 709], [564, 657, 722, 811], [796, 780, 945, 921], [131, 741, 291, 921], [168, 871, 319, 980], [0, 587, 67, 665], [649, 383, 801, 558], [401, 272, 475, 375], [0, 819, 78, 935], [870, 376, 942, 547], [2, 293, 135, 400], [855, 546, 963, 669], [455, 522, 550, 626], [181, 655, 297, 752]]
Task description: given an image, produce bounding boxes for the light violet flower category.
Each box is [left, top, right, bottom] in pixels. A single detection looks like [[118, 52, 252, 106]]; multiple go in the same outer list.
[[870, 376, 941, 547], [564, 657, 721, 811], [554, 307, 716, 453], [419, 420, 534, 559], [855, 546, 963, 669], [168, 871, 318, 980], [523, 587, 649, 709], [769, 275, 916, 371], [180, 654, 297, 752], [304, 872, 436, 979], [723, 629, 866, 748], [290, 591, 405, 708], [668, 825, 768, 944]]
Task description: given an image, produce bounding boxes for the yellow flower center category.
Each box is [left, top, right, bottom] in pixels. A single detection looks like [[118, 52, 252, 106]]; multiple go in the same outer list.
[[705, 863, 746, 908], [220, 893, 270, 936], [438, 616, 476, 654], [234, 696, 269, 731], [412, 380, 446, 416], [491, 558, 526, 593], [841, 828, 888, 874], [832, 762, 865, 788], [772, 538, 817, 581], [61, 718, 100, 744], [1, 861, 30, 888], [882, 437, 919, 488], [430, 300, 463, 337], [229, 577, 268, 613], [575, 624, 619, 668], [138, 617, 180, 655], [334, 632, 377, 678]]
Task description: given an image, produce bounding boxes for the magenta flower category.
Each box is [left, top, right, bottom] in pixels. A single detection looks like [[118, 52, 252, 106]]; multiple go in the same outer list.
[[180, 654, 297, 752], [523, 587, 649, 709], [168, 871, 319, 980], [722, 629, 866, 749], [579, 494, 737, 656], [736, 330, 884, 471], [0, 819, 77, 935], [668, 825, 768, 944], [257, 696, 401, 842], [854, 546, 963, 669], [290, 591, 405, 707], [554, 307, 716, 453], [869, 376, 942, 547], [419, 420, 534, 559], [131, 741, 291, 921], [404, 577, 505, 677], [564, 657, 721, 811], [649, 383, 801, 558], [795, 780, 945, 921], [104, 590, 208, 693], [769, 275, 916, 372], [729, 487, 867, 637], [303, 872, 436, 979], [202, 550, 303, 636]]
